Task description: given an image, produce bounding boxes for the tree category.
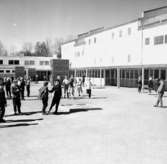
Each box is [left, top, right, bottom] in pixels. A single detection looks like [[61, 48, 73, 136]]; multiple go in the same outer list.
[[22, 42, 33, 56], [34, 41, 50, 57], [53, 38, 64, 59]]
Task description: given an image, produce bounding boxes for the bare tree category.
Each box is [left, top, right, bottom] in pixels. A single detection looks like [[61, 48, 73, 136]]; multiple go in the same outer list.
[[53, 38, 64, 59]]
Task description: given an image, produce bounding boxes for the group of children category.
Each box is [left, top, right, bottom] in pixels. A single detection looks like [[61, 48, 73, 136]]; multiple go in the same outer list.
[[0, 77, 31, 122], [62, 75, 93, 98], [40, 75, 93, 115]]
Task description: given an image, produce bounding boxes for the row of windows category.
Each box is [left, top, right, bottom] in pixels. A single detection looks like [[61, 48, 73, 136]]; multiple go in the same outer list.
[[0, 60, 50, 66], [87, 28, 132, 45], [0, 70, 15, 73], [25, 60, 35, 65], [39, 61, 50, 65], [145, 34, 167, 45], [76, 69, 104, 78], [111, 27, 132, 39]]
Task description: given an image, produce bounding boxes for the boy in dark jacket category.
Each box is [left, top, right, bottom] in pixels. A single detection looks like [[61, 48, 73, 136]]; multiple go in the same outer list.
[[0, 81, 7, 122], [12, 80, 21, 115], [48, 80, 62, 114], [40, 81, 49, 114]]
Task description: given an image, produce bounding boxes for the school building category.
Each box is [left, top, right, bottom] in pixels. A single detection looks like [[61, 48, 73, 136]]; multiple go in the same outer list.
[[0, 54, 57, 80], [61, 6, 167, 89]]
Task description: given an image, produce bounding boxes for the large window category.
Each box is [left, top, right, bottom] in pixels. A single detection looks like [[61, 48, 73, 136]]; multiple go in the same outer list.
[[154, 35, 164, 45], [94, 37, 96, 43], [165, 35, 167, 43], [112, 32, 115, 39], [25, 60, 35, 65], [0, 60, 3, 64], [8, 60, 19, 65], [40, 61, 50, 65]]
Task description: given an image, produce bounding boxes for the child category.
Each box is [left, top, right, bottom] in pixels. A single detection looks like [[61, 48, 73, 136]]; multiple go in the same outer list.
[[86, 78, 93, 98], [77, 78, 82, 96], [40, 82, 49, 114], [48, 80, 62, 114], [12, 80, 21, 115], [0, 80, 7, 122]]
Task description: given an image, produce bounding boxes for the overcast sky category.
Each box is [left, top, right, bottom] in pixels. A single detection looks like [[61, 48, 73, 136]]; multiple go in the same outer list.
[[0, 0, 167, 50]]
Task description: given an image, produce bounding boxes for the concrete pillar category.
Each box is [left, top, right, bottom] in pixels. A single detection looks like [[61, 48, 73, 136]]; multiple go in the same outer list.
[[86, 69, 88, 77], [74, 69, 77, 78], [100, 68, 102, 87], [159, 69, 161, 79], [104, 69, 106, 86], [117, 68, 120, 88]]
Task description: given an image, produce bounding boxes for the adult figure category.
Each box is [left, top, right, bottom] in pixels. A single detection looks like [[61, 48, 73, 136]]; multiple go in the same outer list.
[[12, 80, 21, 115], [48, 79, 62, 114], [154, 78, 165, 107], [0, 80, 7, 122]]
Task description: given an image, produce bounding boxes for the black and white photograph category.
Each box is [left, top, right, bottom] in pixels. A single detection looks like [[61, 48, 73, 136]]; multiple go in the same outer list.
[[1, 0, 167, 163]]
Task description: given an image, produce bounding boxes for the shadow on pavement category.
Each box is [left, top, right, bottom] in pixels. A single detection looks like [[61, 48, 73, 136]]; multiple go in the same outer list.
[[49, 107, 103, 115], [5, 111, 42, 117], [5, 118, 43, 123], [24, 98, 40, 101], [0, 123, 38, 128], [73, 96, 107, 100]]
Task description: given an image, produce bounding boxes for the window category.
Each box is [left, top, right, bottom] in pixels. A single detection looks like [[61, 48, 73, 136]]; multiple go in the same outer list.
[[145, 38, 150, 45], [12, 70, 15, 73], [128, 28, 131, 35], [6, 70, 10, 73], [89, 39, 91, 45], [40, 61, 50, 65], [154, 35, 164, 45], [30, 61, 35, 65], [9, 60, 19, 65], [112, 32, 115, 39], [119, 30, 122, 37], [15, 60, 19, 65], [0, 70, 4, 73], [0, 60, 3, 64], [9, 60, 14, 65], [94, 37, 96, 43], [165, 35, 167, 43], [45, 61, 49, 65], [121, 70, 125, 78]]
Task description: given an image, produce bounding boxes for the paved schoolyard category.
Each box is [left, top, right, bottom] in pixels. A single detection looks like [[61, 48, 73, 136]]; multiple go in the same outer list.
[[0, 82, 167, 164]]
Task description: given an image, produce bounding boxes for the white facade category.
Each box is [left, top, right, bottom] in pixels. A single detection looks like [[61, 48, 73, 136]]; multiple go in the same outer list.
[[143, 23, 167, 65], [62, 7, 167, 69], [62, 21, 142, 68]]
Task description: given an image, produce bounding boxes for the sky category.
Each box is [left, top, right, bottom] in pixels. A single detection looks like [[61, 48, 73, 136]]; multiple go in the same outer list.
[[0, 0, 167, 51]]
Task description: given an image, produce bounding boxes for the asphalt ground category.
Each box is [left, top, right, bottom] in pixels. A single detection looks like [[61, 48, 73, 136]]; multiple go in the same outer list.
[[0, 82, 167, 164]]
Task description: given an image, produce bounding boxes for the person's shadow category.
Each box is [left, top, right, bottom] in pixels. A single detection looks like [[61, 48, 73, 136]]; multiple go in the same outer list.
[[0, 118, 43, 128], [48, 107, 103, 115]]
